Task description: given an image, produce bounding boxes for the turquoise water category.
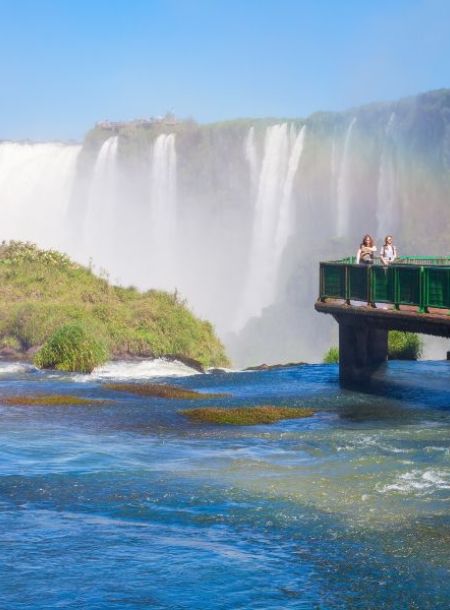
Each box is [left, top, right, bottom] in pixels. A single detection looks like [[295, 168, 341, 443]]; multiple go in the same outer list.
[[0, 360, 449, 609]]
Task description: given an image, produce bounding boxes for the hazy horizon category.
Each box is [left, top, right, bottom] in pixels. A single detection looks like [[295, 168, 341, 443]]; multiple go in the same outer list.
[[2, 86, 450, 145]]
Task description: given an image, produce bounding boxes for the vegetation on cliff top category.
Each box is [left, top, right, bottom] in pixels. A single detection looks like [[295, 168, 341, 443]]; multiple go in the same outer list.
[[0, 241, 229, 370]]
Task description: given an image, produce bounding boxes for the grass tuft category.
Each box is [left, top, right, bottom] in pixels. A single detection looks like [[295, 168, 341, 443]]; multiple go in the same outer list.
[[104, 383, 228, 400], [180, 405, 314, 425], [388, 331, 423, 360], [323, 346, 339, 364]]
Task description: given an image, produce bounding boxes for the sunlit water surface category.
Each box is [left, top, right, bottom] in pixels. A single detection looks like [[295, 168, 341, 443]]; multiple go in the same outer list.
[[0, 360, 449, 609]]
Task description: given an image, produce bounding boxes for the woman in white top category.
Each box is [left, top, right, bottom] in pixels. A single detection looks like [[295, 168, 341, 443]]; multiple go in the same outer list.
[[380, 235, 397, 266]]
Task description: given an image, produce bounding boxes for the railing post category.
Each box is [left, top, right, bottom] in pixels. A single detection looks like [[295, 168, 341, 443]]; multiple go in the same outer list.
[[345, 264, 350, 305], [368, 265, 375, 307], [419, 266, 428, 313], [394, 266, 400, 310], [319, 263, 325, 302]]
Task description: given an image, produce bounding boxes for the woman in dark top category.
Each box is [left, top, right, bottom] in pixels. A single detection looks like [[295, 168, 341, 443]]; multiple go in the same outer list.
[[356, 234, 377, 264]]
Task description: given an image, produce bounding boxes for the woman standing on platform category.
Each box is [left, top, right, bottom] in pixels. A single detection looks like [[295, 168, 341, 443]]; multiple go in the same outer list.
[[380, 235, 398, 265], [356, 234, 377, 265]]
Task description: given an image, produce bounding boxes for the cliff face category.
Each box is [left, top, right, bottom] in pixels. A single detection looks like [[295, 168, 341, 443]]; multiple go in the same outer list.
[[1, 90, 449, 366]]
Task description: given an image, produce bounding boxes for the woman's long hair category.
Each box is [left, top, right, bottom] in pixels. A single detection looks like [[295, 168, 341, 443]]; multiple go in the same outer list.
[[360, 234, 374, 248]]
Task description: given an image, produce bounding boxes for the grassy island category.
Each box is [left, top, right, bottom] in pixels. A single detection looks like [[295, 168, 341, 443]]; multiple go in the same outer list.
[[0, 241, 229, 372]]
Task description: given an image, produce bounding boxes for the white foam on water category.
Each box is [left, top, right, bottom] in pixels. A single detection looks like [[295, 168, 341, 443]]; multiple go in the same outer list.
[[378, 469, 450, 495], [87, 358, 201, 381], [0, 362, 34, 375]]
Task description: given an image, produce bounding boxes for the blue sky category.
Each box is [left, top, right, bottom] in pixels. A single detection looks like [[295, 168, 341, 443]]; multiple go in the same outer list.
[[0, 0, 449, 140]]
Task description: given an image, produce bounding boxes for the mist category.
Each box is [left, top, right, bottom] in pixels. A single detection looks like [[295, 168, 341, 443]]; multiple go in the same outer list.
[[0, 89, 449, 366]]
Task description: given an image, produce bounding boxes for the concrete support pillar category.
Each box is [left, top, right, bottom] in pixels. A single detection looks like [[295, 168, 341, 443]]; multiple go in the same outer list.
[[338, 321, 388, 385]]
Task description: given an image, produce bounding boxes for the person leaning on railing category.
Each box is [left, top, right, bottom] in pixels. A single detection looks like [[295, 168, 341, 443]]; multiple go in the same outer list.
[[380, 235, 397, 266], [356, 234, 377, 265]]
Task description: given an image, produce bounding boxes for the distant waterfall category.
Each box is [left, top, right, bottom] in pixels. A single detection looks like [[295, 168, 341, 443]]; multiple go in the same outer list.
[[83, 136, 119, 268], [376, 113, 398, 238], [148, 133, 177, 289], [274, 125, 306, 262], [0, 142, 80, 250], [244, 126, 259, 194], [236, 123, 305, 329], [336, 117, 356, 237], [330, 135, 338, 202]]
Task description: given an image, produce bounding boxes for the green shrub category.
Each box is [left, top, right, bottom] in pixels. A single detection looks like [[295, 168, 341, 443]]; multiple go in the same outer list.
[[34, 324, 109, 373], [323, 346, 339, 363], [388, 331, 422, 360]]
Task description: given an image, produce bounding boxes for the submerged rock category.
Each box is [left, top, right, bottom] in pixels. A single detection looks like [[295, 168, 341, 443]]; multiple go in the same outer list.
[[165, 354, 205, 373], [244, 362, 307, 371]]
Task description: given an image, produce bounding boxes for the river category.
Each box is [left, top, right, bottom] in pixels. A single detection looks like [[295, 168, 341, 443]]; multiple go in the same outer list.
[[0, 360, 449, 609]]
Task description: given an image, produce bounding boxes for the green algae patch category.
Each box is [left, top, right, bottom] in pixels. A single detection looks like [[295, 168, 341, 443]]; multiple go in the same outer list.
[[180, 405, 314, 425], [103, 383, 229, 400], [1, 394, 108, 406]]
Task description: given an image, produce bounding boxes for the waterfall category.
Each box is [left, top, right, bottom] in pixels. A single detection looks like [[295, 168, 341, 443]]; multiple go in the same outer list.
[[376, 113, 398, 239], [148, 133, 177, 290], [83, 136, 119, 270], [0, 95, 447, 366], [274, 125, 306, 262], [236, 123, 305, 329], [336, 117, 356, 237], [244, 126, 259, 194], [330, 135, 337, 202], [0, 142, 80, 250]]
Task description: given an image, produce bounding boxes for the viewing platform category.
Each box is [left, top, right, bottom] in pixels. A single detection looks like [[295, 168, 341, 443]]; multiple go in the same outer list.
[[315, 257, 450, 384]]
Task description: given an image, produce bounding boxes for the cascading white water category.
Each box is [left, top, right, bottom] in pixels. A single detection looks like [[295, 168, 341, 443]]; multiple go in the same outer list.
[[330, 135, 338, 202], [147, 133, 177, 289], [235, 123, 305, 329], [274, 125, 306, 262], [80, 133, 178, 291], [376, 113, 398, 239], [244, 126, 259, 194], [83, 136, 119, 269], [336, 117, 356, 237], [0, 142, 80, 250]]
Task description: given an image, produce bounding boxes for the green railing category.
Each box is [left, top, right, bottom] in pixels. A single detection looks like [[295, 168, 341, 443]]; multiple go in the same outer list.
[[319, 257, 450, 312]]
